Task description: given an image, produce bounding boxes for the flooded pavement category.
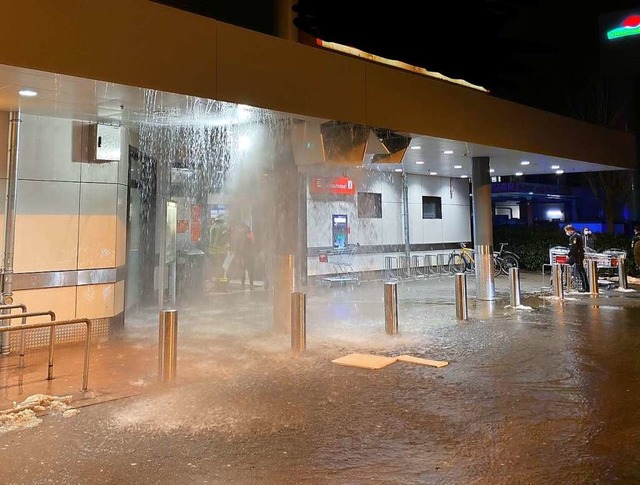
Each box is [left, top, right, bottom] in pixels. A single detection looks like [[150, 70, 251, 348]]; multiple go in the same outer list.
[[1, 272, 640, 484]]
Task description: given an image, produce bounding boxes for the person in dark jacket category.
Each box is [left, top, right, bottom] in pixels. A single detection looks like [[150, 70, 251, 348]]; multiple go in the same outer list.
[[633, 225, 640, 274], [582, 227, 596, 252], [565, 224, 589, 292]]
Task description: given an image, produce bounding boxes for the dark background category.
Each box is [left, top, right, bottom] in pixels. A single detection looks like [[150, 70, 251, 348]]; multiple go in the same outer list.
[[155, 0, 640, 124]]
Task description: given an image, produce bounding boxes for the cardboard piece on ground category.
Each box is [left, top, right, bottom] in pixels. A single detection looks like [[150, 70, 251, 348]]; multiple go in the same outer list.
[[331, 353, 398, 370], [396, 355, 448, 368]]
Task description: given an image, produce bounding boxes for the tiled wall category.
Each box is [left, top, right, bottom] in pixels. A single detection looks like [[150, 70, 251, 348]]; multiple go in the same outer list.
[[0, 113, 127, 320], [306, 171, 471, 275]]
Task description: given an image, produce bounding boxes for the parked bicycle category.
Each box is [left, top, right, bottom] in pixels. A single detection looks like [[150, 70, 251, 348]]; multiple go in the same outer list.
[[493, 242, 520, 276], [448, 242, 519, 277]]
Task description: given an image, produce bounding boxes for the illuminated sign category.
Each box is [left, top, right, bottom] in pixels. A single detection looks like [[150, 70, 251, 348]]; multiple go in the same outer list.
[[310, 176, 356, 195], [607, 14, 640, 40]]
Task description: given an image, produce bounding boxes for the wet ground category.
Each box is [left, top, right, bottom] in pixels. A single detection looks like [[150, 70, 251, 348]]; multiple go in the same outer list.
[[1, 271, 640, 484]]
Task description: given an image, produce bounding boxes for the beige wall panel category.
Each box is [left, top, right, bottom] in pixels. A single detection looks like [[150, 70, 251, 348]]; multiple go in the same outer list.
[[463, 94, 636, 169], [18, 115, 80, 182], [14, 180, 80, 273], [78, 183, 117, 269], [0, 0, 218, 100], [114, 281, 125, 315], [76, 283, 115, 319], [13, 287, 77, 322], [115, 185, 128, 267], [365, 64, 469, 140], [217, 23, 367, 123]]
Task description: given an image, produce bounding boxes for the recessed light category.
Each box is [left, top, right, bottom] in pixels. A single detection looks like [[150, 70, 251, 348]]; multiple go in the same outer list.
[[430, 171, 438, 175], [528, 192, 534, 195], [551, 165, 560, 170], [19, 89, 37, 97], [461, 175, 469, 179], [410, 146, 421, 150], [454, 165, 462, 169], [489, 168, 495, 173], [556, 169, 564, 175], [416, 161, 424, 165], [515, 172, 523, 176], [394, 168, 402, 172], [443, 150, 454, 154], [520, 160, 530, 165]]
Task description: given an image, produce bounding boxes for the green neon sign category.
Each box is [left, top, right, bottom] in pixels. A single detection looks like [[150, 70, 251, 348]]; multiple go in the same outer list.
[[607, 14, 640, 40]]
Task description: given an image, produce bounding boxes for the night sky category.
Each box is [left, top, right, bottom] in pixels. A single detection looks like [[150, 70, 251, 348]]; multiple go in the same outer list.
[[158, 0, 640, 122]]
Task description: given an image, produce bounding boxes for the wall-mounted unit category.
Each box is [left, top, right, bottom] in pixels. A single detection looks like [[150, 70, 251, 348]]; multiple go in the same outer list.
[[72, 122, 121, 163]]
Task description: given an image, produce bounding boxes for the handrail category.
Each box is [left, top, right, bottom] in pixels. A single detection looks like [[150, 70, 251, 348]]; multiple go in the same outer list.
[[0, 303, 28, 357], [0, 316, 93, 391], [0, 311, 56, 371], [0, 303, 29, 367]]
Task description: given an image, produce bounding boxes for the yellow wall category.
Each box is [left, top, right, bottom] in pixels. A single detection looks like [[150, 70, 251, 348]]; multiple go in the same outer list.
[[0, 0, 633, 169]]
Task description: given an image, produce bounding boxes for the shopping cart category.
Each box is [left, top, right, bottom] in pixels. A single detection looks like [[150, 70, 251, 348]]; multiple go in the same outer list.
[[318, 244, 360, 286]]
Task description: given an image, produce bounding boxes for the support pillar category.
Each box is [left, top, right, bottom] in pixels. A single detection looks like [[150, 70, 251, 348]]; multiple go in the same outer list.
[[471, 157, 495, 301]]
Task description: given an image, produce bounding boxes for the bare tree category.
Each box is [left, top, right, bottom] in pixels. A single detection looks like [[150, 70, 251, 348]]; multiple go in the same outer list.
[[569, 75, 633, 233]]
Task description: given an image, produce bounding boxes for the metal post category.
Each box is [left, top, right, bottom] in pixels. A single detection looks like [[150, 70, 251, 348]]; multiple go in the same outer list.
[[588, 260, 599, 295], [401, 171, 411, 263], [273, 254, 294, 334], [552, 263, 564, 299], [1, 111, 21, 354], [562, 264, 571, 289], [384, 281, 398, 334], [455, 273, 468, 320], [158, 309, 178, 382], [291, 292, 306, 352], [471, 156, 496, 301], [509, 267, 521, 308], [618, 258, 628, 289]]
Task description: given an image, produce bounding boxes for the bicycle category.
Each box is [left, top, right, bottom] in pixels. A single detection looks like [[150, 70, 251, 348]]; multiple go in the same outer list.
[[493, 242, 520, 276]]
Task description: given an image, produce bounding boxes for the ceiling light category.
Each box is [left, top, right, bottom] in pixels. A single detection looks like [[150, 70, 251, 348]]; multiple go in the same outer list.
[[394, 168, 402, 172], [515, 172, 523, 176], [416, 160, 424, 165], [19, 89, 37, 97], [489, 168, 495, 173], [443, 150, 454, 154], [454, 165, 462, 169], [520, 160, 530, 165], [556, 169, 564, 175], [410, 146, 421, 150], [430, 171, 438, 175], [528, 192, 534, 195], [461, 175, 469, 179], [551, 165, 560, 170]]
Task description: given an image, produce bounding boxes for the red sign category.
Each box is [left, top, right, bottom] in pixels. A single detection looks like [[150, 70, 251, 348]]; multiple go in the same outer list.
[[310, 176, 356, 195], [191, 205, 202, 242]]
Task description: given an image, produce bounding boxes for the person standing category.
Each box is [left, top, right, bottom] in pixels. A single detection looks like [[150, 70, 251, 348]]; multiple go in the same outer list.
[[564, 224, 589, 292], [231, 221, 255, 290], [632, 225, 640, 275], [582, 227, 596, 252]]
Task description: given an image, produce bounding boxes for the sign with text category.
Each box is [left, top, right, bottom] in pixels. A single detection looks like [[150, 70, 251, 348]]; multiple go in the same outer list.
[[310, 176, 356, 196]]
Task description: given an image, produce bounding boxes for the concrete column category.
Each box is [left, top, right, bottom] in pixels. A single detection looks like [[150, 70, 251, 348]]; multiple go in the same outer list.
[[471, 156, 495, 301], [275, 0, 298, 42]]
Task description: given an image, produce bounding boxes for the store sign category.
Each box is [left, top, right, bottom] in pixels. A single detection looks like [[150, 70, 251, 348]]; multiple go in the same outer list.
[[310, 176, 356, 195], [607, 13, 640, 40]]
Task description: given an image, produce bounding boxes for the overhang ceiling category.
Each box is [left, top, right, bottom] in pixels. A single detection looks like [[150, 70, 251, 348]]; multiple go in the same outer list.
[[0, 62, 626, 179]]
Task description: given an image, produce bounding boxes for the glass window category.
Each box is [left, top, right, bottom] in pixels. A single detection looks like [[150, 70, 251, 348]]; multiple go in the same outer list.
[[422, 196, 442, 219], [358, 192, 382, 218]]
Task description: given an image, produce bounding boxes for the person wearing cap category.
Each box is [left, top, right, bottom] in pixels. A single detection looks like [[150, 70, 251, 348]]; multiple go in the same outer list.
[[564, 224, 589, 292]]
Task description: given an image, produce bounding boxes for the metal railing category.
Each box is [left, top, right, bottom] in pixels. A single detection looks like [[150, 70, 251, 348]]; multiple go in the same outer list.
[[0, 303, 28, 363], [0, 316, 92, 391]]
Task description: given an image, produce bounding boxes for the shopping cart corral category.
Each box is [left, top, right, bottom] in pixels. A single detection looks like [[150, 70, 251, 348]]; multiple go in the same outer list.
[[543, 246, 624, 290], [318, 244, 360, 286]]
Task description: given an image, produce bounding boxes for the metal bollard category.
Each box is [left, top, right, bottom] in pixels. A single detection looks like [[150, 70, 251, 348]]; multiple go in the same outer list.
[[618, 258, 628, 290], [291, 292, 306, 352], [552, 263, 564, 299], [384, 281, 398, 334], [509, 267, 521, 308], [588, 260, 599, 295], [158, 309, 178, 382], [455, 273, 468, 320]]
